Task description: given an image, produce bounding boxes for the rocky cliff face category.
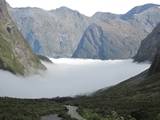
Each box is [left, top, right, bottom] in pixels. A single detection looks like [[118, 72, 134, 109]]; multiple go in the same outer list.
[[73, 4, 160, 59], [9, 7, 89, 58], [134, 23, 160, 62], [9, 4, 160, 59], [73, 24, 107, 59], [0, 0, 45, 75]]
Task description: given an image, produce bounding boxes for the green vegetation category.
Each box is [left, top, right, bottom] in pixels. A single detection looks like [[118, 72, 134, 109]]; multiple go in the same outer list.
[[0, 0, 45, 75], [0, 34, 24, 74], [79, 109, 136, 120], [0, 97, 75, 120], [68, 71, 160, 120]]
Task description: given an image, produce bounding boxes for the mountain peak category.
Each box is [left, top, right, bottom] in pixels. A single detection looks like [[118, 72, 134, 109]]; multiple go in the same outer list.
[[122, 3, 160, 19], [92, 12, 120, 20], [53, 6, 76, 13]]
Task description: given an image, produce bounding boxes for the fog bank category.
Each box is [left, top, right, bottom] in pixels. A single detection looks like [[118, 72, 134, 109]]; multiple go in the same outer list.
[[0, 58, 150, 98]]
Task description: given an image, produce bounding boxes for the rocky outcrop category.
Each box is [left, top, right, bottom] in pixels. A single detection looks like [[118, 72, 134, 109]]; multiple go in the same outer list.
[[73, 24, 107, 59], [9, 4, 160, 59], [134, 23, 160, 62], [9, 7, 89, 58], [0, 0, 45, 75]]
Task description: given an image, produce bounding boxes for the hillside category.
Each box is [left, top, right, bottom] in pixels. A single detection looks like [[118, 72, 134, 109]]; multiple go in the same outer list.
[[0, 0, 45, 75], [70, 46, 160, 120], [9, 6, 89, 58], [134, 23, 160, 62], [71, 65, 160, 120], [9, 4, 160, 59]]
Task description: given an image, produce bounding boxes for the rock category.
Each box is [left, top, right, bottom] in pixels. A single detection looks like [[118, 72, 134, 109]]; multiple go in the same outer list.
[[134, 23, 160, 62], [8, 4, 160, 59], [9, 6, 89, 58], [0, 0, 45, 75]]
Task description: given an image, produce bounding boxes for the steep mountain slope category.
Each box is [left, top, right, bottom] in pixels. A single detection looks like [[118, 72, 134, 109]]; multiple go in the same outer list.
[[71, 31, 160, 119], [0, 0, 45, 75], [148, 48, 160, 75], [121, 3, 160, 20], [9, 4, 160, 59], [71, 53, 160, 120], [134, 23, 160, 62], [74, 14, 144, 59], [9, 7, 89, 57], [73, 24, 108, 59], [73, 4, 160, 59]]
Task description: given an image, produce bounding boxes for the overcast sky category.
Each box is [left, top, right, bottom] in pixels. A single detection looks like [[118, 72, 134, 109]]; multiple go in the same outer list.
[[6, 0, 160, 16]]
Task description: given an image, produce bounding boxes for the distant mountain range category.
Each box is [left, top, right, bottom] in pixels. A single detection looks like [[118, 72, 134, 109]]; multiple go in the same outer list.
[[9, 4, 160, 59], [0, 0, 45, 75]]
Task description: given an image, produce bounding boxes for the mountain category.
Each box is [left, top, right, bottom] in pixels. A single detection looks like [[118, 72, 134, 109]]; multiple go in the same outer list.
[[0, 0, 45, 75], [9, 7, 89, 58], [73, 4, 160, 59], [71, 49, 160, 120], [70, 23, 160, 119], [72, 23, 108, 59], [9, 4, 160, 59], [73, 14, 144, 59], [121, 3, 160, 20], [148, 47, 160, 75], [134, 23, 160, 62]]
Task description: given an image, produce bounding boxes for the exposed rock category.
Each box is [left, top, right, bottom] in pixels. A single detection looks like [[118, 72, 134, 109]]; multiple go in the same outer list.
[[134, 23, 160, 62], [74, 4, 160, 59], [37, 55, 53, 63], [9, 6, 89, 58], [73, 24, 107, 59], [0, 0, 45, 75], [9, 4, 160, 59]]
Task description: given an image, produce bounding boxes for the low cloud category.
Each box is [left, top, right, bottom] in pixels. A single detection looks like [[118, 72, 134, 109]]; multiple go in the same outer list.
[[0, 59, 150, 99]]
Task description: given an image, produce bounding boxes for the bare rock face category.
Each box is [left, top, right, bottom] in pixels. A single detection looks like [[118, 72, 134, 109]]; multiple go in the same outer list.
[[73, 4, 160, 59], [0, 0, 45, 75], [134, 23, 160, 62], [9, 4, 160, 59], [9, 7, 89, 58], [73, 24, 107, 59]]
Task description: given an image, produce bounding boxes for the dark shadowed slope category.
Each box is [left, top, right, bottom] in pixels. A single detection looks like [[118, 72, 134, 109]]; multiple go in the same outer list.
[[134, 23, 160, 62]]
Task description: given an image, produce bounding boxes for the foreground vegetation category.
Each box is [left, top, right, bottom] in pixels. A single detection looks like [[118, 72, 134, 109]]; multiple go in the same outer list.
[[1, 72, 160, 120], [68, 70, 160, 120], [0, 97, 75, 120]]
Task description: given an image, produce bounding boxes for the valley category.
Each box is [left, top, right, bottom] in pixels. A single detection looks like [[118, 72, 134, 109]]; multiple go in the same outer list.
[[0, 58, 149, 98], [0, 0, 160, 120]]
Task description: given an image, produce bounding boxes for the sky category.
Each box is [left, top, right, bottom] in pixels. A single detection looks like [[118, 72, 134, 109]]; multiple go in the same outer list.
[[6, 0, 160, 16]]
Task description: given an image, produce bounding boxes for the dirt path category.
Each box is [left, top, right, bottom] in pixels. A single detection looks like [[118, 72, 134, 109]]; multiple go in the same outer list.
[[66, 105, 85, 120]]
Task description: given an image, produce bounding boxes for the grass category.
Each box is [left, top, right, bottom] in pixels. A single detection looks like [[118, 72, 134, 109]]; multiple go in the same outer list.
[[0, 97, 75, 120], [68, 71, 160, 120], [0, 34, 24, 74]]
